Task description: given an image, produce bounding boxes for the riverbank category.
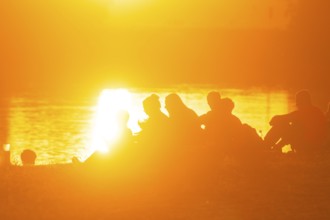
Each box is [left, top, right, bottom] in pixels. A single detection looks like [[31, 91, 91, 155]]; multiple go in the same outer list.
[[1, 153, 330, 220]]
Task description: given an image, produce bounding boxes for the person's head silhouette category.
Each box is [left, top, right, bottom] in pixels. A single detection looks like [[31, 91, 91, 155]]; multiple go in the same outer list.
[[221, 98, 235, 114], [21, 149, 37, 166], [296, 90, 312, 109], [165, 93, 185, 116], [143, 94, 161, 117], [207, 91, 221, 110]]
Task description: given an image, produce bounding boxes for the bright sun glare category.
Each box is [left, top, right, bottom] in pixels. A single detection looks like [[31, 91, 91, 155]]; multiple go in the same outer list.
[[96, 0, 149, 8], [91, 89, 132, 153]]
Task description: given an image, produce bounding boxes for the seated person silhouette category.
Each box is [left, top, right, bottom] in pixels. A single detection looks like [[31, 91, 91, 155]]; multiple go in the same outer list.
[[200, 91, 222, 121], [264, 90, 327, 154], [215, 98, 242, 155], [200, 91, 222, 143], [206, 91, 222, 110], [200, 93, 242, 142], [165, 93, 202, 146], [21, 149, 37, 166], [218, 98, 242, 131], [137, 94, 169, 146]]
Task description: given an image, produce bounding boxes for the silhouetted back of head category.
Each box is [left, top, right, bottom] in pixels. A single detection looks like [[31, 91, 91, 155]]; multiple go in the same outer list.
[[221, 98, 235, 113], [21, 149, 37, 166], [296, 90, 312, 109], [165, 93, 185, 116], [207, 91, 221, 110], [143, 94, 161, 117]]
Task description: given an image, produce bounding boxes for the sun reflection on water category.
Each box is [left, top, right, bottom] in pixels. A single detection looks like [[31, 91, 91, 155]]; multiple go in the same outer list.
[[91, 89, 133, 153]]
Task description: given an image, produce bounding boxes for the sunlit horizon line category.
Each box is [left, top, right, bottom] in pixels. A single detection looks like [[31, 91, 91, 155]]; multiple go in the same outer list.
[[95, 0, 152, 12]]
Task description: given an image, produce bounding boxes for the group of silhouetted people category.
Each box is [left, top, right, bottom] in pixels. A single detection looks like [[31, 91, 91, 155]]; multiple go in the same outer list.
[[138, 93, 202, 150], [88, 89, 329, 168], [8, 89, 330, 167]]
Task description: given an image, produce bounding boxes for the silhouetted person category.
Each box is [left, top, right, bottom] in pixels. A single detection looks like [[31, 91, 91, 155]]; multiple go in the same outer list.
[[264, 90, 327, 155], [207, 91, 222, 112], [165, 93, 202, 146], [219, 98, 265, 163], [199, 91, 225, 164], [200, 91, 223, 145], [21, 149, 37, 166], [138, 94, 169, 146], [201, 93, 241, 145], [214, 98, 242, 156], [219, 98, 242, 131]]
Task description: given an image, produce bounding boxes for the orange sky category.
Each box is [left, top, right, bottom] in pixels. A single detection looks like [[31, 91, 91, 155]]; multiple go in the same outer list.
[[1, 0, 292, 94]]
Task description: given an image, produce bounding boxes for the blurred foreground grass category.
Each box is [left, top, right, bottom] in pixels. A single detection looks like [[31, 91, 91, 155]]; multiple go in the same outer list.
[[1, 153, 330, 220]]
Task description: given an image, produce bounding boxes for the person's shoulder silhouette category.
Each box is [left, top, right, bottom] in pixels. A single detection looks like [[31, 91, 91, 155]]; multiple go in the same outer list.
[[140, 94, 168, 126], [138, 94, 169, 144], [200, 91, 222, 129], [165, 93, 202, 145], [165, 93, 200, 125], [219, 98, 242, 126], [207, 91, 222, 111], [264, 90, 327, 154]]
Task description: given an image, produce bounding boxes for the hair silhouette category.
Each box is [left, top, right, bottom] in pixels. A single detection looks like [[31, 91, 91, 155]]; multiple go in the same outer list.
[[138, 94, 169, 146], [207, 91, 222, 111], [165, 93, 202, 146], [21, 149, 37, 166], [142, 94, 162, 118]]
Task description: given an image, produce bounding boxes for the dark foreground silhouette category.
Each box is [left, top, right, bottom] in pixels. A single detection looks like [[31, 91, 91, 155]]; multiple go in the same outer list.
[[1, 147, 330, 220], [83, 90, 329, 173], [264, 90, 328, 155]]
